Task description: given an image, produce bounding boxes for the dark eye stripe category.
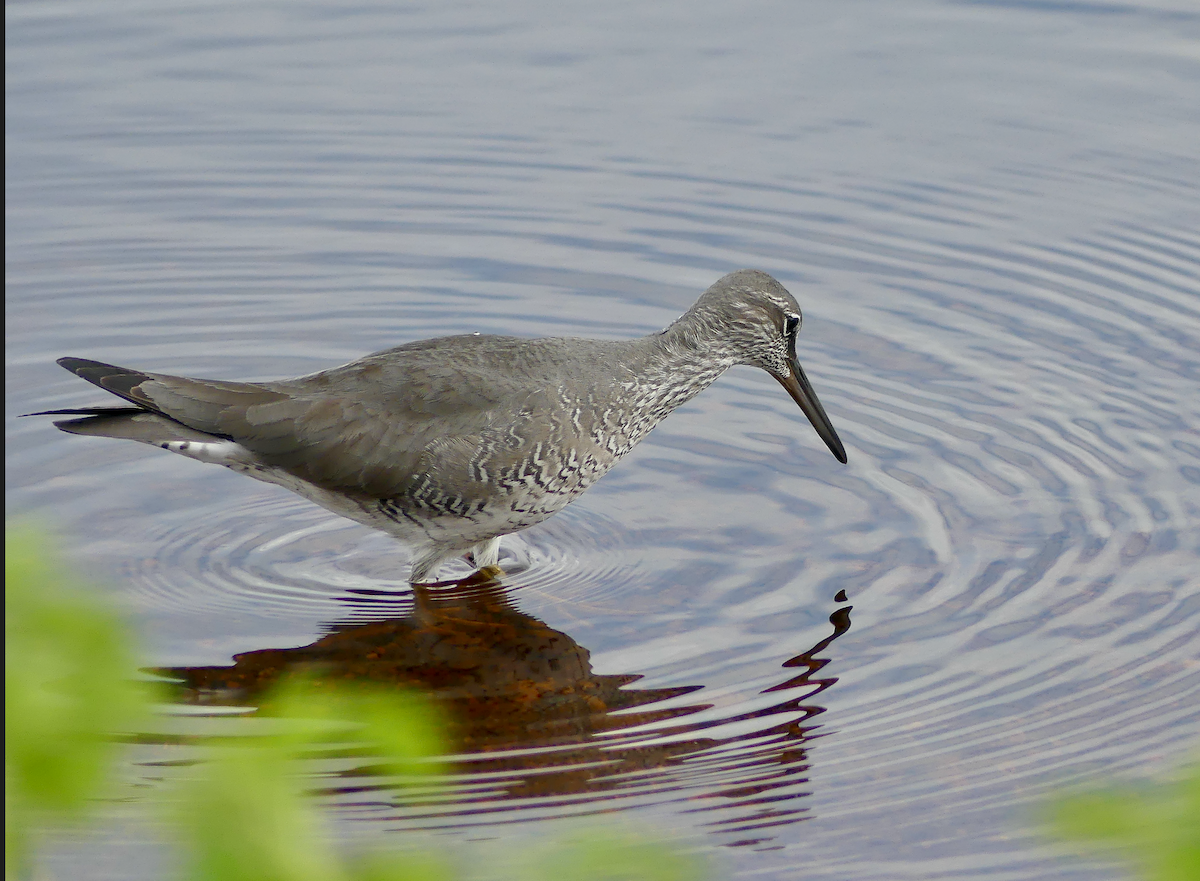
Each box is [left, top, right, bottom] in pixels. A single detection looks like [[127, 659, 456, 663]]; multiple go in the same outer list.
[[785, 315, 800, 336]]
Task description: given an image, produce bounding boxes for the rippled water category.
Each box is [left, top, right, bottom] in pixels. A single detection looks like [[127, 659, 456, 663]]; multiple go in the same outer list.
[[7, 1, 1200, 879]]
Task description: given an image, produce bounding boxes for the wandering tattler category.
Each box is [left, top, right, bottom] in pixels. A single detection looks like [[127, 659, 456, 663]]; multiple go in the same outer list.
[[34, 270, 847, 583]]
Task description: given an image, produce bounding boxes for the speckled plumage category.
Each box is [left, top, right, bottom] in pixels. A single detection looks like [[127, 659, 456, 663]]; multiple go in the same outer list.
[[37, 270, 847, 582]]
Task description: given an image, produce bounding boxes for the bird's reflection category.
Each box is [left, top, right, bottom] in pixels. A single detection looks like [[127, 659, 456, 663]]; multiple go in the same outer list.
[[159, 574, 851, 846]]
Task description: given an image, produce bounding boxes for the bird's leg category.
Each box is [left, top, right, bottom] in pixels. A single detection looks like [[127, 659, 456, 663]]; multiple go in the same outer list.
[[464, 537, 503, 580], [409, 546, 456, 586], [412, 539, 503, 586]]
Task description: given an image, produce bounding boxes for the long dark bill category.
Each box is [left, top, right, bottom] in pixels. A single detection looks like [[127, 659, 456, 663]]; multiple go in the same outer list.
[[775, 356, 848, 464]]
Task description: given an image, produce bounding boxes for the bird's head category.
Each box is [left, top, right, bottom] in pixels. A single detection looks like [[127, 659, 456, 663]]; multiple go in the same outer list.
[[691, 269, 848, 464]]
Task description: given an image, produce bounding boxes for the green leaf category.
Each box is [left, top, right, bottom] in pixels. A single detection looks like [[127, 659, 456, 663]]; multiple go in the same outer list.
[[1043, 758, 1200, 881], [174, 745, 346, 881], [348, 849, 456, 881], [261, 673, 448, 778], [509, 829, 705, 881], [5, 525, 152, 876]]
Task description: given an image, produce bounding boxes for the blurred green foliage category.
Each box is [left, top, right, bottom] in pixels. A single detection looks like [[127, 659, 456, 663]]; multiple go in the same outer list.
[[176, 744, 345, 881], [5, 526, 703, 881], [501, 830, 706, 881], [172, 672, 458, 881], [6, 524, 152, 877], [1043, 758, 1200, 881], [261, 673, 448, 779]]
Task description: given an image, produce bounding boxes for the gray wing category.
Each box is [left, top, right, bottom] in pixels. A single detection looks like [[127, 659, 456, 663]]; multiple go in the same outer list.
[[54, 339, 589, 500]]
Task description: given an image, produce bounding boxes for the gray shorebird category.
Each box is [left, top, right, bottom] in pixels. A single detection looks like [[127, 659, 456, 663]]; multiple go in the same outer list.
[[33, 270, 847, 583]]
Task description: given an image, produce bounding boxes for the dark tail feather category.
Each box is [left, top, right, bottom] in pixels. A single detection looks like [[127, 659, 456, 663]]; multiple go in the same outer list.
[[56, 358, 159, 411], [21, 406, 146, 418], [48, 410, 222, 444], [52, 356, 281, 437]]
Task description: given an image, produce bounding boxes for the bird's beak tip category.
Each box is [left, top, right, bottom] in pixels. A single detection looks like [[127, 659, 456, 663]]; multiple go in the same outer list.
[[777, 358, 847, 465]]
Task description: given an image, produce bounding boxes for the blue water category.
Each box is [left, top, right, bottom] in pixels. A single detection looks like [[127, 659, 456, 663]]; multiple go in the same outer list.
[[7, 1, 1199, 879]]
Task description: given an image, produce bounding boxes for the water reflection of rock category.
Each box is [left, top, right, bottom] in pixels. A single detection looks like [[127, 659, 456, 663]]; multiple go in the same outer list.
[[161, 575, 851, 846]]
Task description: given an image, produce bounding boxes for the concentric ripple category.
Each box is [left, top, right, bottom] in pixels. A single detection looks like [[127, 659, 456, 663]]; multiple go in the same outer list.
[[7, 166, 1198, 869], [9, 159, 1198, 872], [152, 580, 853, 850], [8, 1, 1200, 872], [95, 165, 1199, 866], [103, 492, 646, 630]]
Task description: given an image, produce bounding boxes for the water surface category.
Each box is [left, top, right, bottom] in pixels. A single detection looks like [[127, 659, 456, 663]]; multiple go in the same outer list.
[[6, 1, 1199, 878]]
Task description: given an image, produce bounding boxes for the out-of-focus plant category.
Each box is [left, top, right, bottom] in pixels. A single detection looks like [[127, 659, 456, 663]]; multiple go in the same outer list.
[[172, 673, 457, 881], [502, 829, 707, 881], [176, 742, 347, 881], [1042, 757, 1199, 881], [5, 524, 152, 878], [261, 673, 448, 778], [6, 525, 704, 881]]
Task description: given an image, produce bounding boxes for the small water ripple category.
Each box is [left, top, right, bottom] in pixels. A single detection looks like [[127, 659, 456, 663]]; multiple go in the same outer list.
[[8, 145, 1198, 869], [139, 578, 852, 848]]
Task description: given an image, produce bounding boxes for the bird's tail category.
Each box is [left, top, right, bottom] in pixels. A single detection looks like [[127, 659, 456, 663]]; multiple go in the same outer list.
[[27, 407, 221, 445]]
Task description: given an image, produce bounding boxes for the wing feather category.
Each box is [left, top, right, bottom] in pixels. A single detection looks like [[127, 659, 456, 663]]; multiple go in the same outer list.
[[55, 338, 578, 500]]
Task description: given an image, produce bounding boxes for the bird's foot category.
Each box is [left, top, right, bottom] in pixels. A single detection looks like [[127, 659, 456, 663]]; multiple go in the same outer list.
[[460, 564, 504, 586], [415, 562, 503, 591]]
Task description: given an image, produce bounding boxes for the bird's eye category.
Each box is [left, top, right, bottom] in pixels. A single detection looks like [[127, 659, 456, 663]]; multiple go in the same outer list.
[[784, 315, 800, 337]]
